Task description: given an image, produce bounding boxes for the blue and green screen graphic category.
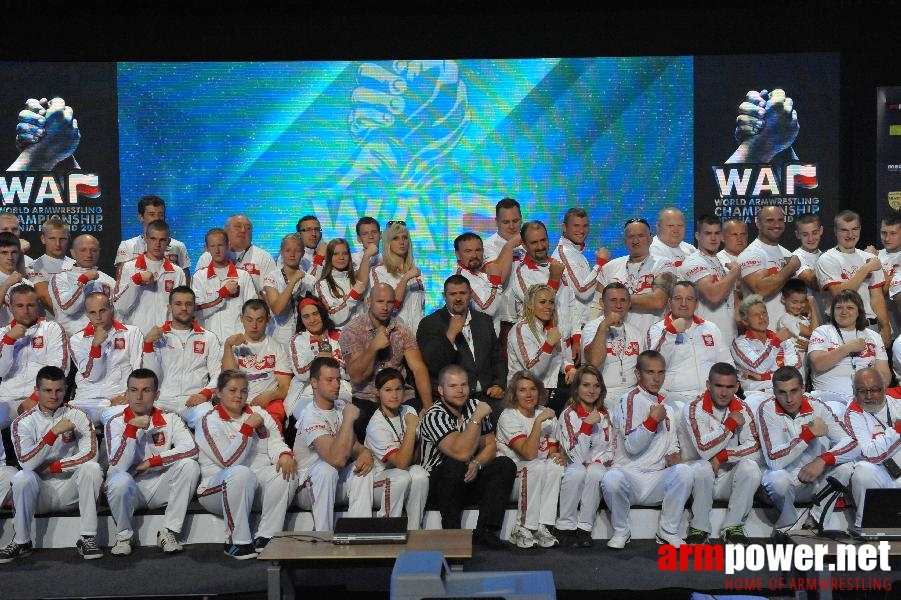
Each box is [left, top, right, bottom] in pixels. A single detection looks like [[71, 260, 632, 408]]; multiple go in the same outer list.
[[118, 58, 695, 309]]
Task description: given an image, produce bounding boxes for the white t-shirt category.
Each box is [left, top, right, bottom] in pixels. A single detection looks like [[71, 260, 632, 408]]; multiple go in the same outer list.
[[816, 248, 885, 320], [679, 250, 737, 340], [294, 399, 346, 472], [808, 325, 886, 401], [365, 404, 417, 475], [495, 407, 558, 462], [649, 237, 694, 268], [598, 254, 669, 334], [738, 238, 810, 327], [231, 336, 292, 400]]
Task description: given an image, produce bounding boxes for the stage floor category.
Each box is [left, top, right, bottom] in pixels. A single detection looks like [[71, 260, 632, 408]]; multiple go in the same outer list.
[[8, 537, 886, 599]]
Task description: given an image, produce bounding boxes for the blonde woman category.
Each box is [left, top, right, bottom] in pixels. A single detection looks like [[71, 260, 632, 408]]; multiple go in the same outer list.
[[263, 234, 316, 346], [371, 221, 425, 333]]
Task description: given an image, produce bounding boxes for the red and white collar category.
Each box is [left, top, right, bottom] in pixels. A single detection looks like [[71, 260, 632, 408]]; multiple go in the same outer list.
[[216, 404, 253, 421], [161, 320, 205, 334], [205, 260, 239, 279], [123, 406, 166, 427], [9, 317, 44, 331], [773, 396, 814, 416], [83, 320, 128, 336], [135, 253, 175, 273], [663, 312, 704, 334], [744, 328, 782, 347], [699, 390, 742, 415]]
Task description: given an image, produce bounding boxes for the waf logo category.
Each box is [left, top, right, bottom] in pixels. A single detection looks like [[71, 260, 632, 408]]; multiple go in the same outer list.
[[0, 172, 101, 205], [712, 163, 818, 196], [193, 341, 206, 354]]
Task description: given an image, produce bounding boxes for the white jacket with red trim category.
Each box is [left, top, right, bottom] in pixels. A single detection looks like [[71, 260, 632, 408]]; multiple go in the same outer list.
[[196, 404, 291, 493], [647, 314, 733, 397], [192, 261, 257, 343], [315, 270, 364, 330], [551, 236, 603, 331], [262, 268, 316, 346], [0, 318, 70, 403], [495, 407, 559, 462], [195, 244, 277, 296], [678, 391, 762, 465], [70, 320, 144, 403], [507, 320, 574, 389], [556, 403, 615, 467], [12, 403, 97, 473], [142, 320, 222, 406], [511, 256, 576, 343], [114, 253, 187, 335], [842, 397, 901, 467], [48, 266, 116, 337], [106, 406, 198, 476], [731, 330, 800, 393], [453, 264, 503, 327], [757, 394, 859, 473], [610, 385, 679, 472]]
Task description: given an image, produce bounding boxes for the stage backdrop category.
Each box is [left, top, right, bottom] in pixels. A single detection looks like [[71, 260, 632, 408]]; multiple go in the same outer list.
[[0, 54, 839, 308], [877, 86, 901, 227]]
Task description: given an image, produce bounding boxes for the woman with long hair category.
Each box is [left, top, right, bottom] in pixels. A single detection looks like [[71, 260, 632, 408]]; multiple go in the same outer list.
[[285, 297, 350, 419], [196, 370, 298, 559], [371, 221, 425, 332], [808, 289, 890, 403], [364, 367, 429, 529], [495, 370, 565, 549], [316, 238, 373, 330], [263, 234, 315, 346], [507, 284, 575, 407], [554, 365, 614, 548]]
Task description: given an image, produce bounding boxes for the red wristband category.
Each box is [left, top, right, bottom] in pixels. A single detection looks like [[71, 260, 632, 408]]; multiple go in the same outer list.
[[799, 425, 815, 444], [123, 424, 139, 439], [596, 257, 609, 268], [148, 455, 164, 468], [218, 287, 230, 298], [715, 449, 729, 463], [200, 388, 213, 399], [723, 417, 739, 433], [348, 289, 361, 301], [540, 342, 554, 354], [49, 460, 62, 473], [131, 273, 143, 285], [239, 423, 255, 437], [643, 416, 659, 432], [547, 279, 560, 290], [143, 342, 154, 353], [820, 452, 836, 466], [894, 422, 901, 435], [313, 254, 324, 266], [488, 274, 502, 286], [77, 274, 90, 285], [2, 335, 15, 345], [42, 430, 58, 445]]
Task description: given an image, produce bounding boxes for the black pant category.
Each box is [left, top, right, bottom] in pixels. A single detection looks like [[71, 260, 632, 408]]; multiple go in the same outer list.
[[426, 455, 516, 532]]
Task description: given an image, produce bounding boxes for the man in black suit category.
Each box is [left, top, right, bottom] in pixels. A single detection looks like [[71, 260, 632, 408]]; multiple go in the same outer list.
[[417, 275, 507, 423]]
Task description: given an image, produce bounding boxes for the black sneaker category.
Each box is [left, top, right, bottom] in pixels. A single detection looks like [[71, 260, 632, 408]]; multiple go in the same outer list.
[[685, 527, 710, 545], [253, 537, 271, 551], [472, 528, 508, 550], [0, 540, 33, 563], [574, 528, 594, 548], [721, 525, 750, 545], [224, 543, 258, 560], [76, 536, 103, 560]]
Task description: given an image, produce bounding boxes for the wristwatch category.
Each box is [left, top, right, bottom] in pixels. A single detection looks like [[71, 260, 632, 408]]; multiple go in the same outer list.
[[469, 458, 482, 471]]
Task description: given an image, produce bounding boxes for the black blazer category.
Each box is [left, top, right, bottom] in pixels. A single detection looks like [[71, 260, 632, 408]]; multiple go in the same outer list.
[[416, 307, 506, 396]]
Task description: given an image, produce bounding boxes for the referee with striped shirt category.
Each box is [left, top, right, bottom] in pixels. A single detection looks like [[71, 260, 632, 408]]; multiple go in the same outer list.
[[418, 364, 515, 548]]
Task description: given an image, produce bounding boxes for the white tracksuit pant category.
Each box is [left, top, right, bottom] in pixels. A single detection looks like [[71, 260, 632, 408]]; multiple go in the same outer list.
[[198, 464, 299, 545], [508, 459, 564, 530], [295, 461, 419, 531], [556, 462, 605, 533], [687, 458, 762, 534], [372, 465, 429, 530], [762, 462, 854, 531], [11, 462, 104, 544], [106, 460, 201, 542], [850, 461, 901, 527], [601, 464, 693, 539], [0, 465, 16, 508], [0, 398, 26, 429]]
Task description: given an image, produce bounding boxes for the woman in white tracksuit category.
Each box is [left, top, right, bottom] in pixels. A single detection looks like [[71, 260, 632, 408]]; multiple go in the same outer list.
[[196, 370, 299, 559], [555, 364, 615, 548], [495, 370, 565, 549], [364, 367, 429, 529]]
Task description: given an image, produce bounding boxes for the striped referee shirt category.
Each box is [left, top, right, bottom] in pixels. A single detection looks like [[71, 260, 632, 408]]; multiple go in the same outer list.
[[418, 398, 494, 473]]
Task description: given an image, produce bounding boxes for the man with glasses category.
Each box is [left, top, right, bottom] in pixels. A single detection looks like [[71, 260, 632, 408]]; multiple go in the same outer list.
[[296, 215, 326, 274], [843, 367, 901, 530], [596, 218, 671, 335], [195, 215, 276, 294]]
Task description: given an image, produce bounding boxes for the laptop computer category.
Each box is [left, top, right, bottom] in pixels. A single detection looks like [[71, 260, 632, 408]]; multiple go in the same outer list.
[[332, 517, 409, 545], [852, 488, 901, 540]]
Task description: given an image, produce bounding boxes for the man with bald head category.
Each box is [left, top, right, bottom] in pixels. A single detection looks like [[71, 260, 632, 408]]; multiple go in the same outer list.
[[738, 205, 816, 327], [341, 283, 432, 440], [843, 367, 901, 530], [718, 218, 749, 267], [194, 214, 276, 294], [48, 234, 116, 337], [650, 207, 695, 269]]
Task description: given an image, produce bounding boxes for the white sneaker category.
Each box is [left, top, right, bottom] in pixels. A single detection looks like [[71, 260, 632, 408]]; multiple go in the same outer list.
[[534, 525, 559, 548], [110, 538, 132, 556], [606, 533, 631, 549], [157, 528, 184, 553], [655, 527, 686, 547], [508, 525, 537, 549]]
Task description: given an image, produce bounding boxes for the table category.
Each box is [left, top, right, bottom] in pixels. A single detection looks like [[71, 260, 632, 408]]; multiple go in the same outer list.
[[258, 529, 473, 600]]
